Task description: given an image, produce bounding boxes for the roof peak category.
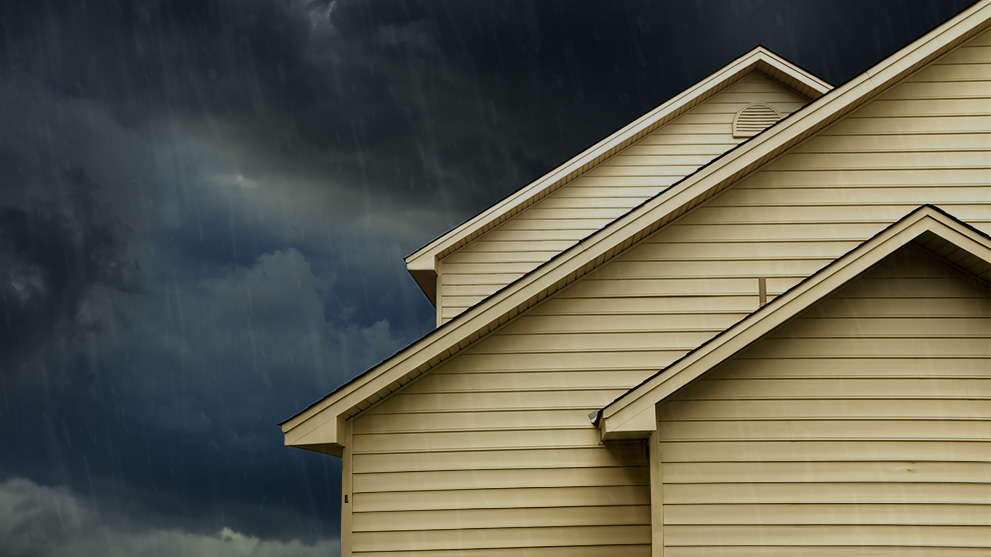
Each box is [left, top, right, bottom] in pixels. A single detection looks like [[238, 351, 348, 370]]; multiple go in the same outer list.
[[599, 205, 991, 439]]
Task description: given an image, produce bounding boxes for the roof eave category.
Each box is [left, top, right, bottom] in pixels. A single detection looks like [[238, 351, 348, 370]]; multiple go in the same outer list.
[[407, 264, 437, 306]]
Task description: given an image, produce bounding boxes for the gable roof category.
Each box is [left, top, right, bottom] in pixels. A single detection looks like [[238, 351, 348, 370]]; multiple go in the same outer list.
[[596, 205, 991, 440], [404, 46, 832, 304], [281, 0, 991, 455]]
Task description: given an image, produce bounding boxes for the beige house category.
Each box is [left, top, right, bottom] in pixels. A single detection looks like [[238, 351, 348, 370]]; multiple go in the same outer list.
[[282, 2, 991, 555]]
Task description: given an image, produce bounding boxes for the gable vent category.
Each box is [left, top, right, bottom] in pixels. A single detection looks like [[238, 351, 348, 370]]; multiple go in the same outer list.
[[733, 103, 782, 138]]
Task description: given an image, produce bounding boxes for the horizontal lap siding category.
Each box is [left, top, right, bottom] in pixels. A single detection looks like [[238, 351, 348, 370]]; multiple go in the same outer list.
[[438, 72, 811, 322], [658, 246, 991, 554], [352, 284, 659, 555], [585, 29, 991, 366], [351, 312, 655, 553]]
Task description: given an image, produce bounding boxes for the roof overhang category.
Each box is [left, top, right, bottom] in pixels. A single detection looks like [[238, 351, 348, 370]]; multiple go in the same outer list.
[[281, 0, 991, 456], [405, 46, 832, 306], [597, 205, 991, 440]]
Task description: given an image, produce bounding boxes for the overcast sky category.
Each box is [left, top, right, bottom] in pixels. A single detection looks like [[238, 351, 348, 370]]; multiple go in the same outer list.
[[0, 1, 976, 555]]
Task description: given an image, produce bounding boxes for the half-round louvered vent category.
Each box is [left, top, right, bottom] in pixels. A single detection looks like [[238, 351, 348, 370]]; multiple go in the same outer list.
[[732, 103, 782, 138]]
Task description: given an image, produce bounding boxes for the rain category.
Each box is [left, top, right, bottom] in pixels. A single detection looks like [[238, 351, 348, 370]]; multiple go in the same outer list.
[[0, 1, 975, 555]]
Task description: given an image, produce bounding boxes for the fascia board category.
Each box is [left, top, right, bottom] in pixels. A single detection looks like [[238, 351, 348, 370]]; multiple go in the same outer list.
[[403, 47, 833, 283], [283, 408, 346, 452], [600, 207, 991, 439], [753, 49, 833, 97]]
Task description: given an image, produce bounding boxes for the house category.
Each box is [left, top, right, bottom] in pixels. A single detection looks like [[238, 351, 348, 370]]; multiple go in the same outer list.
[[281, 2, 991, 555]]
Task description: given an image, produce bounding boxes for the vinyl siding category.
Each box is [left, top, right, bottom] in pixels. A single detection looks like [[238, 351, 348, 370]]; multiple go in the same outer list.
[[580, 28, 990, 346], [656, 244, 991, 555], [349, 326, 653, 555], [346, 31, 990, 554], [438, 72, 812, 323]]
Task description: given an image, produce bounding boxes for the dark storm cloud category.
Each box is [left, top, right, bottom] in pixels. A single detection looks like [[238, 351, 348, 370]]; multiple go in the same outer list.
[[0, 169, 136, 369], [1, 0, 430, 187], [4, 0, 972, 228], [0, 242, 403, 544], [0, 477, 339, 557], [2, 1, 975, 219], [1, 0, 319, 118], [0, 0, 621, 217]]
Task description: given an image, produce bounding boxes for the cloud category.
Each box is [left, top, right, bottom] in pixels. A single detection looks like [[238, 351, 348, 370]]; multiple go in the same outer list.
[[0, 246, 396, 543], [0, 476, 339, 557], [0, 169, 137, 370], [1, 0, 586, 231], [29, 245, 409, 454]]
